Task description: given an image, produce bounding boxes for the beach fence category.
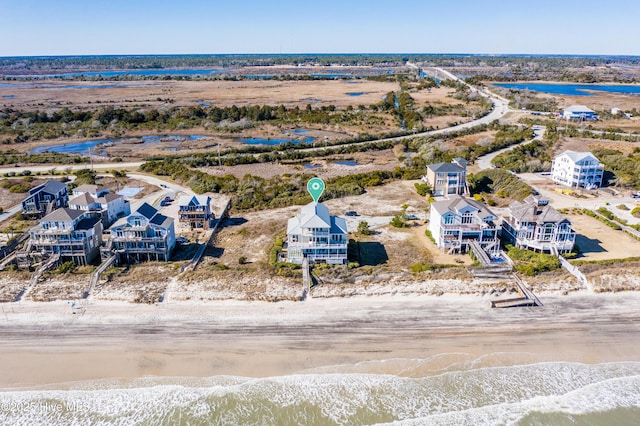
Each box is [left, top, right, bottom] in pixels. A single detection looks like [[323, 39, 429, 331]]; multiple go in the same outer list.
[[558, 255, 590, 292], [301, 258, 310, 300], [86, 254, 116, 299], [16, 253, 61, 302]]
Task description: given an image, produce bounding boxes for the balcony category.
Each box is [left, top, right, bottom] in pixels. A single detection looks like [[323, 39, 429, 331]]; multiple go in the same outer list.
[[113, 246, 168, 255], [31, 237, 87, 245], [441, 223, 489, 231], [111, 236, 166, 243], [287, 242, 347, 250]]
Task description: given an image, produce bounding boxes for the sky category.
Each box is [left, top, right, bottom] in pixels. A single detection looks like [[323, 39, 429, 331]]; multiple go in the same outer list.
[[1, 0, 639, 56]]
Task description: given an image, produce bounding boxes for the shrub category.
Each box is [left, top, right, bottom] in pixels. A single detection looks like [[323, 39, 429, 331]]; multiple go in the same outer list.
[[411, 262, 433, 273], [8, 183, 33, 193], [269, 237, 284, 266], [505, 245, 561, 276], [414, 182, 431, 196], [357, 221, 372, 235], [425, 229, 436, 244], [238, 256, 248, 265], [56, 261, 77, 274], [390, 215, 406, 228]]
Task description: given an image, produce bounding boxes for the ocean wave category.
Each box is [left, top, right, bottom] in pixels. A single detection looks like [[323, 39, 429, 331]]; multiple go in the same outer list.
[[1, 361, 640, 425]]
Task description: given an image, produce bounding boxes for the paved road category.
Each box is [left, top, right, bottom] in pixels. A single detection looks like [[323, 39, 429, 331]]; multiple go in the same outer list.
[[476, 126, 545, 170]]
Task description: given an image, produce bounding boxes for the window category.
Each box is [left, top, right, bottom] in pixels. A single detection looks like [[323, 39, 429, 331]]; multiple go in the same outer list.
[[461, 213, 474, 224], [542, 224, 554, 241]]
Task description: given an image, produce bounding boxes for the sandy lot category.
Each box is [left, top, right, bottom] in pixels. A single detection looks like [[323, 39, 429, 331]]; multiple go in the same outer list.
[[569, 213, 640, 260], [558, 136, 639, 154]]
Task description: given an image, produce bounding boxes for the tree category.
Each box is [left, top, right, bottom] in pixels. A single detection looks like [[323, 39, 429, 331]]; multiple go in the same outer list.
[[390, 215, 406, 228], [357, 221, 371, 235], [414, 182, 431, 196]]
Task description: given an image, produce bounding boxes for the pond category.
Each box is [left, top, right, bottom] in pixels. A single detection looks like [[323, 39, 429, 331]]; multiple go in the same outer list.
[[332, 160, 359, 166], [31, 135, 206, 155], [236, 136, 314, 146], [493, 83, 640, 96]]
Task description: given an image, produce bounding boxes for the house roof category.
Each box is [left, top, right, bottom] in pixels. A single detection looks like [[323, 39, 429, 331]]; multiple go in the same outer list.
[[431, 195, 497, 220], [41, 207, 85, 222], [427, 162, 465, 173], [178, 194, 210, 207], [330, 216, 348, 235], [69, 192, 96, 206], [508, 197, 568, 224], [287, 202, 345, 235], [452, 157, 468, 167], [564, 105, 594, 114], [76, 216, 101, 231], [112, 201, 172, 230], [150, 213, 174, 228], [97, 193, 122, 203], [136, 202, 158, 220], [74, 184, 108, 194], [556, 150, 599, 164], [33, 180, 67, 196]]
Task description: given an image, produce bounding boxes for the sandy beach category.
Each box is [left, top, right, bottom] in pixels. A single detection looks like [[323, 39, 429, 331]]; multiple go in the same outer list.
[[1, 292, 640, 389]]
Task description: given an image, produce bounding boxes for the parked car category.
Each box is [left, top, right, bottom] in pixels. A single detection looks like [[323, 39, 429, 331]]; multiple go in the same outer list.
[[345, 210, 359, 216], [631, 193, 640, 199], [404, 214, 420, 220], [176, 236, 189, 244]]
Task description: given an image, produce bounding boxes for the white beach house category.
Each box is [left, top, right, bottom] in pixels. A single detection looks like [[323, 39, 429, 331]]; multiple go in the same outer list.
[[69, 184, 130, 226], [428, 195, 500, 257], [285, 201, 348, 264], [562, 105, 598, 121], [550, 150, 604, 189]]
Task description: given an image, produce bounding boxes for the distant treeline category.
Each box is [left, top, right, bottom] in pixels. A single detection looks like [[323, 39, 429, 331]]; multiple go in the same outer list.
[[2, 54, 638, 78]]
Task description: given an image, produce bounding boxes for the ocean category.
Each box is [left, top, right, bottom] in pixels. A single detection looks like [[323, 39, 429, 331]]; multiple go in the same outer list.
[[1, 357, 639, 425]]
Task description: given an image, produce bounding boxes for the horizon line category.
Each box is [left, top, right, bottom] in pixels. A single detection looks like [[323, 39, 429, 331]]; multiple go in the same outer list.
[[2, 52, 640, 59]]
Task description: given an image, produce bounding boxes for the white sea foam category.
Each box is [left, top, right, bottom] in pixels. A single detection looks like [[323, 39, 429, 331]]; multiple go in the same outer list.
[[1, 361, 640, 425]]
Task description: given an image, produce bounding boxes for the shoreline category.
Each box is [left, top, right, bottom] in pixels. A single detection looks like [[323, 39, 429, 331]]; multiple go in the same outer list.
[[2, 292, 640, 389]]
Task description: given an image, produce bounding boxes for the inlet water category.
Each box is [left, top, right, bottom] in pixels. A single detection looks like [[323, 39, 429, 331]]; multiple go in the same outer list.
[[493, 83, 640, 96]]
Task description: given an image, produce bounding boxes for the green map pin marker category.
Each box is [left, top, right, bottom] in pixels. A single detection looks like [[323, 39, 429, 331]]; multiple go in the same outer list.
[[307, 178, 325, 203]]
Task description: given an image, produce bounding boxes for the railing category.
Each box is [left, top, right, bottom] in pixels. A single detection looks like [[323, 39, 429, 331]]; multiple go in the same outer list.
[[441, 223, 491, 230], [31, 237, 87, 245], [113, 247, 168, 254], [517, 239, 574, 252], [111, 236, 167, 243], [288, 243, 348, 250]]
